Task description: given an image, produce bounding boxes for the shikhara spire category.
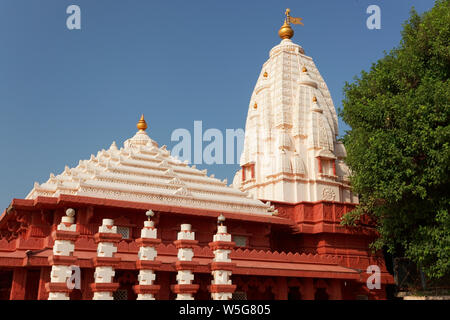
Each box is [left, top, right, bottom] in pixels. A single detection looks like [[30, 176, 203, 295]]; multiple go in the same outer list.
[[233, 10, 356, 203]]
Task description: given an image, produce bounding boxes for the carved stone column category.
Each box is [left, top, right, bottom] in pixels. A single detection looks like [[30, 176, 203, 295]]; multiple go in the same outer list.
[[171, 224, 199, 300], [91, 219, 121, 300], [46, 208, 79, 300], [208, 214, 236, 300], [133, 210, 161, 300]]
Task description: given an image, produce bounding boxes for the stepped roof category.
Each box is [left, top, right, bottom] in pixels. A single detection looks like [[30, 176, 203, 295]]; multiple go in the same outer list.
[[26, 116, 274, 216]]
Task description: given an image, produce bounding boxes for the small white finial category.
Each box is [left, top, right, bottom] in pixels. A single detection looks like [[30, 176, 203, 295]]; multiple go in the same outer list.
[[66, 208, 75, 217], [218, 214, 225, 225], [146, 210, 155, 220]]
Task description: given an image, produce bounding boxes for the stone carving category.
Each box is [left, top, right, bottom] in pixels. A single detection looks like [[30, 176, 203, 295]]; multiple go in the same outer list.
[[322, 188, 336, 201]]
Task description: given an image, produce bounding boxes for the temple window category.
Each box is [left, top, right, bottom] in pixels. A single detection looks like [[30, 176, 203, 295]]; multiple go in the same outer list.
[[232, 291, 248, 300], [322, 160, 331, 175], [117, 226, 130, 239], [241, 164, 255, 182], [232, 235, 248, 247], [113, 289, 128, 300]]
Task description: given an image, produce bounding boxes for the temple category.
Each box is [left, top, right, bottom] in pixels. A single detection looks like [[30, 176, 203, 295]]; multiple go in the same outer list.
[[0, 10, 393, 300]]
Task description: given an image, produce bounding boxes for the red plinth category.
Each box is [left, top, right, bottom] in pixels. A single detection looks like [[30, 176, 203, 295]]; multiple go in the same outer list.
[[94, 232, 122, 243], [133, 284, 160, 295], [93, 256, 121, 267], [136, 238, 161, 247], [171, 284, 200, 295], [45, 282, 72, 293], [48, 255, 77, 266], [208, 284, 237, 294], [136, 260, 161, 269], [173, 239, 198, 249], [90, 282, 120, 293]]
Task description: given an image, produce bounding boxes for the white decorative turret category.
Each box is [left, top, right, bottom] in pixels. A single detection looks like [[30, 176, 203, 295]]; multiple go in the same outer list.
[[133, 210, 161, 300], [46, 208, 79, 300], [233, 11, 357, 204], [171, 224, 199, 300], [91, 219, 121, 300], [209, 214, 236, 300]]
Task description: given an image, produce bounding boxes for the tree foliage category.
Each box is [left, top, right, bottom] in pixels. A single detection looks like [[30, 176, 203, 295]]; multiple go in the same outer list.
[[340, 0, 450, 280]]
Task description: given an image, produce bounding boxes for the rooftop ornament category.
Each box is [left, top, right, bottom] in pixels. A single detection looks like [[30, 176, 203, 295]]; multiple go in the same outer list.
[[217, 214, 225, 226], [146, 209, 155, 221], [278, 8, 304, 40], [137, 114, 148, 131]]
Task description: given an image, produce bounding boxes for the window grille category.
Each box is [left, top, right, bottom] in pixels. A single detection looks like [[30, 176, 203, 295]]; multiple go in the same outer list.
[[232, 291, 247, 300], [233, 235, 248, 247], [113, 289, 128, 300], [117, 226, 130, 239]]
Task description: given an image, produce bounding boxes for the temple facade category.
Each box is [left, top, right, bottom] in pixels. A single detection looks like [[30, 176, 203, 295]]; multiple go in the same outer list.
[[0, 10, 393, 300]]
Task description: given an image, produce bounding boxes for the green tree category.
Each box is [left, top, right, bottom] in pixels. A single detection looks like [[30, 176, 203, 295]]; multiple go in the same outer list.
[[340, 0, 450, 280]]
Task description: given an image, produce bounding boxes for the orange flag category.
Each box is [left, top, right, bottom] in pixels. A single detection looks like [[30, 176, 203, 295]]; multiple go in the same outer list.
[[289, 17, 304, 26]]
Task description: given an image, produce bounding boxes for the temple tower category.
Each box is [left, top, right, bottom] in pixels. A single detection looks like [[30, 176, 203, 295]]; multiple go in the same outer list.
[[233, 9, 356, 204]]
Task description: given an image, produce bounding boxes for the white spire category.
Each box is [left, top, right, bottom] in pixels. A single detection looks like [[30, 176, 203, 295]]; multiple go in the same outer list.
[[233, 38, 357, 204]]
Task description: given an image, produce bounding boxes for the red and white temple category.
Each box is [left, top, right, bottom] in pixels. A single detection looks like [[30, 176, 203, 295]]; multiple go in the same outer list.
[[0, 10, 394, 300]]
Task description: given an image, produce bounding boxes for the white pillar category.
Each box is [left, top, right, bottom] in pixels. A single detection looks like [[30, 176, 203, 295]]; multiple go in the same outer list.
[[46, 208, 79, 300], [134, 210, 161, 300], [171, 224, 199, 300], [91, 219, 121, 300], [209, 214, 236, 300]]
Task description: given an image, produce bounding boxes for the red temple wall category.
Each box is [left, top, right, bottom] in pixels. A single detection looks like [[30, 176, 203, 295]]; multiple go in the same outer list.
[[0, 196, 394, 300]]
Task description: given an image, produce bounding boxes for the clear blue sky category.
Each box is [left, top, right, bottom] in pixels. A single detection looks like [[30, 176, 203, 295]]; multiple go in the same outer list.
[[0, 0, 436, 208]]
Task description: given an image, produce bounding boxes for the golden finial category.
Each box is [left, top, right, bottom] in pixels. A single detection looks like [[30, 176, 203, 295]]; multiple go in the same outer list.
[[278, 8, 303, 40], [312, 96, 317, 103], [253, 102, 258, 110], [137, 114, 148, 131], [302, 66, 307, 72], [263, 71, 268, 78]]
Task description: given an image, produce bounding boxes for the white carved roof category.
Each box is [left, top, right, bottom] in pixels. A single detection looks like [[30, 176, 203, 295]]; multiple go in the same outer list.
[[26, 127, 273, 216]]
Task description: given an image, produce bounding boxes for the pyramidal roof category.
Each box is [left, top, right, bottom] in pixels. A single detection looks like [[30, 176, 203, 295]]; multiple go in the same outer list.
[[26, 116, 273, 216]]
